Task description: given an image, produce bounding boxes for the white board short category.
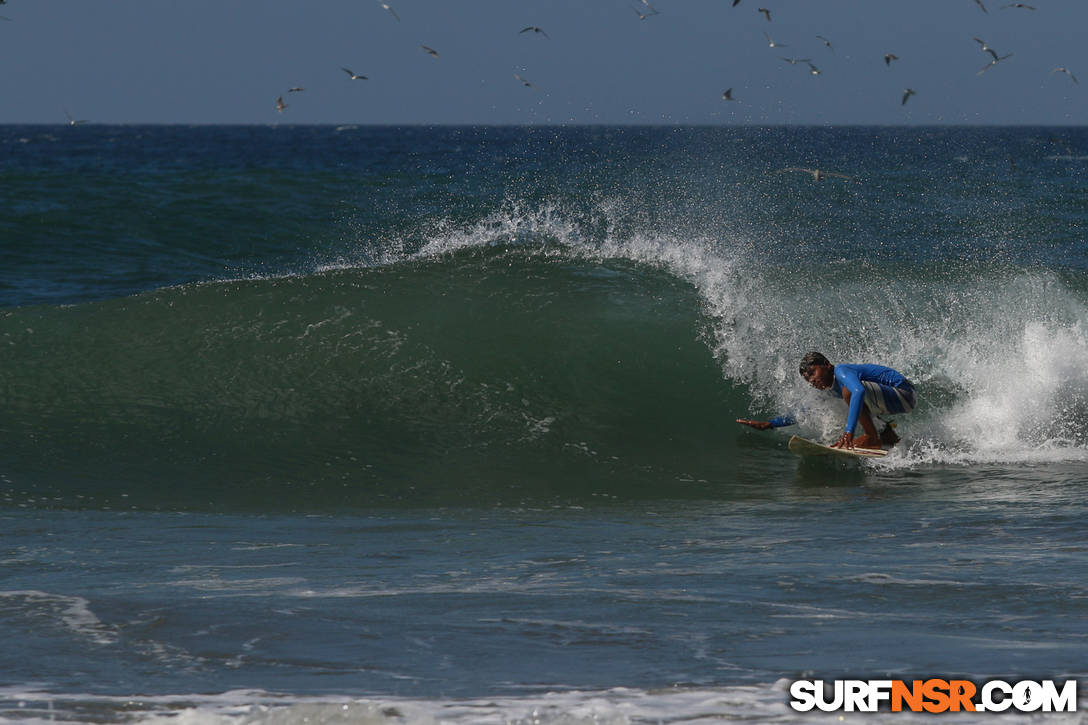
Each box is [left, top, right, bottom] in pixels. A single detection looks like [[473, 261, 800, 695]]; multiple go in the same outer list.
[[858, 380, 916, 419]]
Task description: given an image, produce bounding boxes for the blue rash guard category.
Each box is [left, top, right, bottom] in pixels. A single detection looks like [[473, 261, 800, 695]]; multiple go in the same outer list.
[[832, 363, 915, 434], [768, 363, 916, 433]]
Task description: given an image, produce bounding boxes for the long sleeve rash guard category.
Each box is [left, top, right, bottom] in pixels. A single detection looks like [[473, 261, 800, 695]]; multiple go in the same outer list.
[[832, 363, 911, 434]]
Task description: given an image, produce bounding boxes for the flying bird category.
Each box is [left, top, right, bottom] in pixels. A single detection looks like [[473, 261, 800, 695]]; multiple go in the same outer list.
[[287, 87, 305, 93], [902, 88, 916, 105], [884, 53, 899, 66], [64, 111, 88, 126], [973, 37, 1003, 62], [764, 33, 787, 48], [519, 26, 550, 38], [758, 7, 771, 21], [514, 73, 536, 89], [776, 167, 854, 182], [1052, 67, 1079, 84], [806, 62, 822, 76], [978, 53, 1013, 74], [636, 0, 661, 14], [1001, 2, 1035, 8], [722, 88, 736, 101], [378, 1, 400, 21], [341, 67, 368, 80], [276, 96, 287, 113], [816, 35, 834, 52], [974, 0, 988, 12], [421, 45, 439, 59], [732, 0, 742, 6], [780, 57, 812, 65]]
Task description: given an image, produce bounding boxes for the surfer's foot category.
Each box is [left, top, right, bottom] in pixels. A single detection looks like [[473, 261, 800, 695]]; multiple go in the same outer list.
[[853, 434, 884, 450], [880, 425, 900, 447]]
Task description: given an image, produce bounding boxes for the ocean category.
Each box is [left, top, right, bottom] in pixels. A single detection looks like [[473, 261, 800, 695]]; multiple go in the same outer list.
[[0, 124, 1085, 724]]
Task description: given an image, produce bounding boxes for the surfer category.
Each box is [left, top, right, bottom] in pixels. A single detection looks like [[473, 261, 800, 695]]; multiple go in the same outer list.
[[736, 352, 915, 450]]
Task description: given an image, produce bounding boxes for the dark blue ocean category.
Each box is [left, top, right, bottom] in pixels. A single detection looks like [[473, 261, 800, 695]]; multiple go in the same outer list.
[[1, 125, 1086, 724]]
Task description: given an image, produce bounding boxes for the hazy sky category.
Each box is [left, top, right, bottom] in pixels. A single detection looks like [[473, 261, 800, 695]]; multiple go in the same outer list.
[[2, 0, 1085, 125]]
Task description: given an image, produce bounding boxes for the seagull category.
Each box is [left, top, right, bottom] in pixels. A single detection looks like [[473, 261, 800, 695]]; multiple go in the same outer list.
[[776, 167, 854, 181], [421, 45, 439, 59], [780, 57, 812, 65], [816, 35, 834, 52], [514, 73, 536, 89], [758, 7, 771, 21], [884, 53, 899, 66], [806, 62, 822, 76], [64, 110, 88, 126], [978, 53, 1013, 74], [519, 26, 550, 38], [764, 32, 787, 48], [973, 37, 1002, 62], [1052, 67, 1079, 84], [732, 0, 742, 6], [636, 0, 661, 14], [287, 86, 305, 93], [722, 88, 736, 101], [632, 6, 658, 20], [1001, 2, 1035, 8], [974, 0, 988, 12], [378, 1, 400, 21], [902, 88, 916, 105], [276, 96, 287, 113], [341, 67, 368, 80]]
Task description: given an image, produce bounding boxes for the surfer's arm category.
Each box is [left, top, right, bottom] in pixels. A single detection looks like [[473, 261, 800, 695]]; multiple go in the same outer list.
[[835, 367, 867, 434], [736, 415, 795, 430]]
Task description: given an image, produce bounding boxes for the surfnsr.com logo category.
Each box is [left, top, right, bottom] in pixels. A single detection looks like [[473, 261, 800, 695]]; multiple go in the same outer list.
[[789, 679, 1078, 713]]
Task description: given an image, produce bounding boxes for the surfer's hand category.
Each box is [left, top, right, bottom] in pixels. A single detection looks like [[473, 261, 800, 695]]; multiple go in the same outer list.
[[830, 431, 854, 449], [736, 419, 773, 431]]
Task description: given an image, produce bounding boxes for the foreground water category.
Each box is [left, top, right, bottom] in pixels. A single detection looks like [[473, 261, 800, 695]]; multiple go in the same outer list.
[[0, 125, 1085, 723]]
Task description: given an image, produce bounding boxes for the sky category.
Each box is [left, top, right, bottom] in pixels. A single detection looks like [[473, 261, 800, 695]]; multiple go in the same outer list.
[[2, 0, 1086, 125]]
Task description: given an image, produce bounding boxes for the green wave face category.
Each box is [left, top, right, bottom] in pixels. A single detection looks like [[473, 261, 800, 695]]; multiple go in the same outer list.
[[2, 246, 754, 510]]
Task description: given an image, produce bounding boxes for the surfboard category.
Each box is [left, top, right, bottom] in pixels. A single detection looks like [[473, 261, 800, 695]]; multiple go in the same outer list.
[[787, 435, 888, 459]]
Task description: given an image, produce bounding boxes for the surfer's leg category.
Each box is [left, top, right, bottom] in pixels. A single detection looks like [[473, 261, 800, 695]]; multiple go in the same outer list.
[[855, 381, 914, 448], [880, 421, 900, 446], [854, 406, 883, 448]]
